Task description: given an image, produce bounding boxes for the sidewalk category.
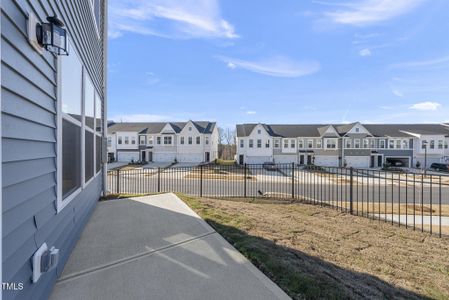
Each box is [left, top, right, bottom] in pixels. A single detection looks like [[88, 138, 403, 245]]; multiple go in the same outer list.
[[49, 193, 290, 300]]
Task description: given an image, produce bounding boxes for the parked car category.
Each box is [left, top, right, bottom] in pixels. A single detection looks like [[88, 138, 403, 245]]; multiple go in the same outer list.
[[430, 163, 449, 172], [263, 162, 278, 171], [387, 159, 404, 167]]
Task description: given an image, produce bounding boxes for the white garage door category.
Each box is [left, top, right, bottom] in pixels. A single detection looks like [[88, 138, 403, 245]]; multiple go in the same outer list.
[[345, 156, 370, 168], [117, 151, 139, 162], [314, 155, 339, 167], [274, 155, 297, 164], [245, 156, 272, 164], [178, 153, 203, 163], [153, 152, 176, 162]]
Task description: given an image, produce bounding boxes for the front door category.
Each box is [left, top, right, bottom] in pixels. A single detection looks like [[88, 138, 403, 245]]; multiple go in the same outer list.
[[299, 155, 305, 165], [205, 152, 210, 162], [239, 155, 244, 165], [377, 155, 383, 167], [148, 151, 153, 162], [370, 156, 375, 168], [141, 151, 146, 162], [307, 155, 312, 165]]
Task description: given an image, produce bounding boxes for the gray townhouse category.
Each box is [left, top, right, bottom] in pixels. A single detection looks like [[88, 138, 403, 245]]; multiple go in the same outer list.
[[2, 1, 107, 299], [236, 122, 449, 168], [107, 121, 219, 163]]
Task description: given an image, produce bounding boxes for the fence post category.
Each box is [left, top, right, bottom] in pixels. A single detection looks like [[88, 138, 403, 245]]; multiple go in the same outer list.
[[157, 167, 161, 193], [244, 163, 247, 198], [200, 164, 203, 197], [116, 169, 120, 194], [291, 162, 295, 199], [349, 167, 353, 214]]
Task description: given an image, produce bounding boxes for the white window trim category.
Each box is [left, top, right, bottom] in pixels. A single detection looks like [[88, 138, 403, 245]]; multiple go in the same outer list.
[[57, 46, 102, 213], [56, 53, 82, 213]]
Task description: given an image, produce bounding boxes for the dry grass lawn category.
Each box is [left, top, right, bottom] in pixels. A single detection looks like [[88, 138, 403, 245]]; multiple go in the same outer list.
[[180, 195, 449, 300]]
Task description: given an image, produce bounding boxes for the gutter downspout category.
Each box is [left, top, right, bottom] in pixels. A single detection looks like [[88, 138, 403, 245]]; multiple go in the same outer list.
[[102, 0, 109, 196]]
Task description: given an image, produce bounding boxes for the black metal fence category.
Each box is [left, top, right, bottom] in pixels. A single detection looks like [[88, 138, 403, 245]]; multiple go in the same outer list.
[[107, 163, 449, 237]]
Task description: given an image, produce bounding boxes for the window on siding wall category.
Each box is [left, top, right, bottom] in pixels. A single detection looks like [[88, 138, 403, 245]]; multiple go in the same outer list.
[[379, 140, 385, 149], [157, 137, 161, 144], [307, 140, 313, 148], [125, 137, 129, 144], [118, 137, 122, 144], [354, 139, 360, 149], [180, 137, 185, 144], [249, 139, 254, 148], [298, 139, 303, 148], [61, 43, 82, 121], [205, 137, 209, 145], [265, 140, 270, 148], [62, 120, 81, 197], [316, 139, 322, 148], [164, 136, 172, 145], [58, 42, 104, 210], [430, 140, 435, 149], [196, 136, 201, 144], [240, 139, 244, 148], [96, 135, 101, 173], [188, 137, 192, 144], [85, 130, 94, 182], [291, 139, 296, 148], [345, 138, 352, 148], [257, 139, 262, 148], [60, 43, 82, 202], [84, 73, 95, 183], [283, 139, 288, 148], [274, 139, 280, 148]]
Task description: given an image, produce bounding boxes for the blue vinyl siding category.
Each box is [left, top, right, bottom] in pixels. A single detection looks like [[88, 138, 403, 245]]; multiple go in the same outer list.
[[1, 0, 106, 299]]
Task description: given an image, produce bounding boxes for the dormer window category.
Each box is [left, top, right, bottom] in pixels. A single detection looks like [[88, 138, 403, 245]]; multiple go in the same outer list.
[[355, 127, 360, 133]]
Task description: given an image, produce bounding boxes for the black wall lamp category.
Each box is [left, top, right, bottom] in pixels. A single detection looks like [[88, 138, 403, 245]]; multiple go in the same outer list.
[[28, 13, 68, 56]]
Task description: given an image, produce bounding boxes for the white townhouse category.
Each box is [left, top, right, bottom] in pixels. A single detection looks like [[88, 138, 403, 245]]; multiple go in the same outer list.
[[236, 123, 449, 169], [107, 121, 219, 163]]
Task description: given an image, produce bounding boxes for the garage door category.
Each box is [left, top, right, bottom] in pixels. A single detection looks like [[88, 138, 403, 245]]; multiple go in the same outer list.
[[117, 151, 139, 162], [274, 155, 297, 164], [345, 156, 370, 168], [314, 155, 339, 167], [177, 153, 203, 163], [153, 152, 176, 162], [245, 156, 272, 164]]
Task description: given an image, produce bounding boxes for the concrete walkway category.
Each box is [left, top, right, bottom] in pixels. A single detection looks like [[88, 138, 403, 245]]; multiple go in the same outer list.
[[50, 193, 290, 300], [371, 213, 449, 226]]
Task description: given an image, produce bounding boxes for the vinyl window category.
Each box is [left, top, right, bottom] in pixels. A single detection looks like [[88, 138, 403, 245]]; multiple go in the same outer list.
[[307, 139, 313, 148], [249, 139, 254, 148], [240, 139, 244, 148], [57, 41, 103, 212], [257, 139, 262, 148], [180, 137, 185, 144], [196, 136, 201, 145]]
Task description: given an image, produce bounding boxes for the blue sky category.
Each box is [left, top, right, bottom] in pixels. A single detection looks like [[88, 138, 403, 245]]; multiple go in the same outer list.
[[108, 0, 449, 128]]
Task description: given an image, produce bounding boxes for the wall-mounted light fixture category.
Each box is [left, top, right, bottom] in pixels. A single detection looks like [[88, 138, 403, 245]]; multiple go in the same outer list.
[[28, 13, 68, 56]]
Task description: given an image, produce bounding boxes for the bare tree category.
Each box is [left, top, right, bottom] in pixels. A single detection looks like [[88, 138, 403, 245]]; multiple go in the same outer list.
[[217, 127, 236, 160]]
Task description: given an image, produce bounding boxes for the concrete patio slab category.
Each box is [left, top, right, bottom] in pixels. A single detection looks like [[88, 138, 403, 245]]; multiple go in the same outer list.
[[50, 193, 290, 300]]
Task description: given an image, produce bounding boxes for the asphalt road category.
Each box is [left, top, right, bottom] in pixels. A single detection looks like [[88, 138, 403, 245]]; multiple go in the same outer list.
[[107, 169, 449, 205]]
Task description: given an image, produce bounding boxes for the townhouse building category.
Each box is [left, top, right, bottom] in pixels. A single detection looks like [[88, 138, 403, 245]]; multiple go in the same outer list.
[[108, 121, 219, 163], [236, 123, 449, 169]]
